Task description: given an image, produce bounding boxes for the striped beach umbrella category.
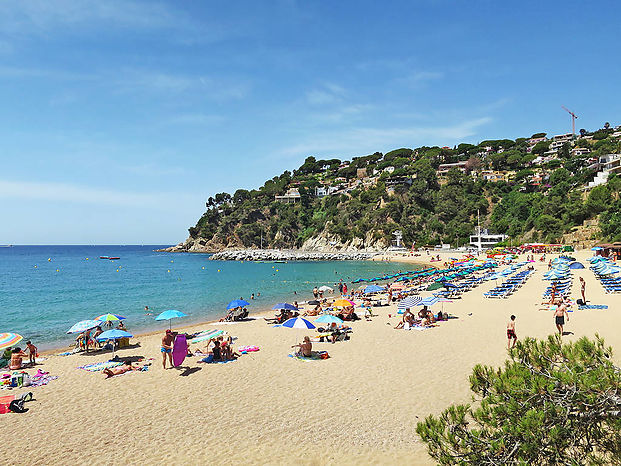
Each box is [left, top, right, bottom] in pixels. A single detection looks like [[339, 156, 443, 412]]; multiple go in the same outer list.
[[94, 313, 126, 322], [190, 329, 225, 344], [417, 296, 440, 307], [67, 320, 102, 334], [0, 332, 23, 349], [281, 317, 316, 329], [397, 296, 422, 310]]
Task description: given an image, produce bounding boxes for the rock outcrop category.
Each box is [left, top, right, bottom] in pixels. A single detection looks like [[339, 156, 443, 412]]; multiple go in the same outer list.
[[208, 249, 379, 261]]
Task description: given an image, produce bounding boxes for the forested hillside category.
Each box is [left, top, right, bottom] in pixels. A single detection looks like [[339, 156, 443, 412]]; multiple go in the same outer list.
[[179, 124, 621, 252]]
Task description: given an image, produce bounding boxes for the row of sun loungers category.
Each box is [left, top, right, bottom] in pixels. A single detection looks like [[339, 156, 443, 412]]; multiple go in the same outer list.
[[483, 269, 533, 299]]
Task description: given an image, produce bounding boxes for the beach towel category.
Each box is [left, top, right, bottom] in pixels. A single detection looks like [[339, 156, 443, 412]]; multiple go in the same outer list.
[[190, 329, 225, 344], [197, 355, 237, 364], [28, 375, 58, 387], [0, 394, 14, 414], [578, 304, 609, 310], [78, 361, 123, 372], [288, 351, 329, 361], [57, 349, 80, 356]]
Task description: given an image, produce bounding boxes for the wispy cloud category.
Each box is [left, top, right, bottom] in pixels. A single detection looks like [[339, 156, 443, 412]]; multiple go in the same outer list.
[[306, 82, 346, 106], [167, 113, 226, 126], [0, 179, 195, 209], [275, 117, 493, 159], [0, 0, 185, 35]]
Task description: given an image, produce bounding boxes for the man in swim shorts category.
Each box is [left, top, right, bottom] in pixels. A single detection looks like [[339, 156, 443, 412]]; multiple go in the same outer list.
[[161, 329, 175, 369], [507, 315, 517, 349], [553, 302, 569, 336]]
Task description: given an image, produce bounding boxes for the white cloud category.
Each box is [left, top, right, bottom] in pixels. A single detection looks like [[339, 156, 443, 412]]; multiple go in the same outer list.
[[0, 0, 184, 35], [0, 179, 196, 209], [275, 117, 492, 158], [306, 82, 346, 106]]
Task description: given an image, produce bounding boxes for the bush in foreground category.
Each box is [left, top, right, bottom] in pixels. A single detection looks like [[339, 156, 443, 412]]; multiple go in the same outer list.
[[417, 336, 621, 465]]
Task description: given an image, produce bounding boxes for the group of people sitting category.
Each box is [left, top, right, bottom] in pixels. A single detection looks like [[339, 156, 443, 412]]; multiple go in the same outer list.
[[3, 341, 38, 370], [394, 306, 447, 329], [264, 309, 299, 324], [197, 335, 240, 362], [219, 307, 250, 322], [76, 321, 128, 352]]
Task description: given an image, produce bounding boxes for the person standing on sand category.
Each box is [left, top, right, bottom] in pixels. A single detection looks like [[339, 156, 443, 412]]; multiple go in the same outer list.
[[161, 329, 175, 369], [553, 302, 569, 336], [507, 316, 517, 349], [25, 340, 38, 365], [579, 277, 586, 303]]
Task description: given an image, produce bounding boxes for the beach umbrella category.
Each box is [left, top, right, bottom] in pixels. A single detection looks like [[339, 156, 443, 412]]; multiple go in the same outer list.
[[333, 298, 355, 308], [281, 317, 316, 329], [417, 296, 440, 307], [0, 332, 22, 350], [94, 313, 126, 322], [155, 309, 187, 329], [591, 246, 603, 251], [272, 303, 298, 311], [314, 315, 343, 325], [318, 286, 333, 292], [190, 329, 225, 344], [426, 282, 443, 291], [397, 296, 422, 310], [67, 320, 102, 334], [226, 299, 250, 310], [363, 285, 384, 294], [569, 262, 585, 269], [95, 329, 133, 358]]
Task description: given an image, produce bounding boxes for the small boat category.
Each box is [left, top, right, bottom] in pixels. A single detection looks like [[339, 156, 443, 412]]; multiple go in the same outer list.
[[99, 256, 110, 259], [108, 257, 120, 260]]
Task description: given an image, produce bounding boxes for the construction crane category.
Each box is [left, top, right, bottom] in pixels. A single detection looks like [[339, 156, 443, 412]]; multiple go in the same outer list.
[[561, 106, 578, 136]]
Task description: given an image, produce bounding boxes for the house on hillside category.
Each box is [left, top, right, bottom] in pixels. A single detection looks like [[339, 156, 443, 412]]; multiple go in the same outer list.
[[479, 170, 510, 182], [275, 188, 301, 203], [527, 136, 548, 145], [571, 147, 591, 157], [553, 133, 574, 143], [315, 185, 340, 198], [436, 161, 468, 177], [385, 176, 413, 187]]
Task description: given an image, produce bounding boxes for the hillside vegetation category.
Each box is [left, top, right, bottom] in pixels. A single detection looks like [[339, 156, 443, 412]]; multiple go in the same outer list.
[[183, 124, 621, 251]]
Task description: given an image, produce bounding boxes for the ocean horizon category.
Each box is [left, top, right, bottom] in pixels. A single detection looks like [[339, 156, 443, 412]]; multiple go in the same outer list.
[[1, 245, 411, 350]]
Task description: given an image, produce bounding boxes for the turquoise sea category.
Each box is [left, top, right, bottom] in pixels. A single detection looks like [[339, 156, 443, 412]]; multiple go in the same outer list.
[[0, 246, 410, 349]]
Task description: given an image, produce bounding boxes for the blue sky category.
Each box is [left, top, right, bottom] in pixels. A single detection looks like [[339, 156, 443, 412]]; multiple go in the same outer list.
[[1, 1, 620, 244]]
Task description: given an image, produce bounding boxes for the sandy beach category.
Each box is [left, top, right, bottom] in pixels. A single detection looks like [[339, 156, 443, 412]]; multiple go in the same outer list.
[[2, 249, 620, 465]]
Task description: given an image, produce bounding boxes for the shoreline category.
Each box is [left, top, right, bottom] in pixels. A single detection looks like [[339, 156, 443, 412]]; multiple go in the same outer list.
[[4, 248, 621, 465]]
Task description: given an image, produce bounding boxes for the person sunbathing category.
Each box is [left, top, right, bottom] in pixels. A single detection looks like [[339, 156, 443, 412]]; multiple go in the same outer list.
[[103, 361, 139, 378], [9, 347, 29, 370], [292, 336, 312, 357], [395, 309, 413, 329]]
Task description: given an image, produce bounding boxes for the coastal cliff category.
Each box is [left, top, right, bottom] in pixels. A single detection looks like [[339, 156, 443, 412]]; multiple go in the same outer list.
[[165, 128, 621, 257]]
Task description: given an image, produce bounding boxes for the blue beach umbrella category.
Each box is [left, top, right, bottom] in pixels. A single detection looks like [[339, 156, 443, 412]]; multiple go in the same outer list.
[[273, 303, 298, 311], [67, 320, 101, 334], [281, 317, 316, 329], [363, 285, 384, 294], [96, 329, 133, 341], [569, 262, 585, 269], [226, 299, 250, 310], [96, 329, 134, 357], [314, 314, 344, 325], [155, 309, 187, 329]]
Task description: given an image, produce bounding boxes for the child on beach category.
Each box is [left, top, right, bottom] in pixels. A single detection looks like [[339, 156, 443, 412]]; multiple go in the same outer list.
[[25, 341, 38, 365], [507, 316, 517, 349]]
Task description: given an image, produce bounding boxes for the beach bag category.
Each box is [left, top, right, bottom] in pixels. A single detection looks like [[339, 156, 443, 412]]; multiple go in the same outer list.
[[8, 399, 28, 413], [576, 299, 585, 305]]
